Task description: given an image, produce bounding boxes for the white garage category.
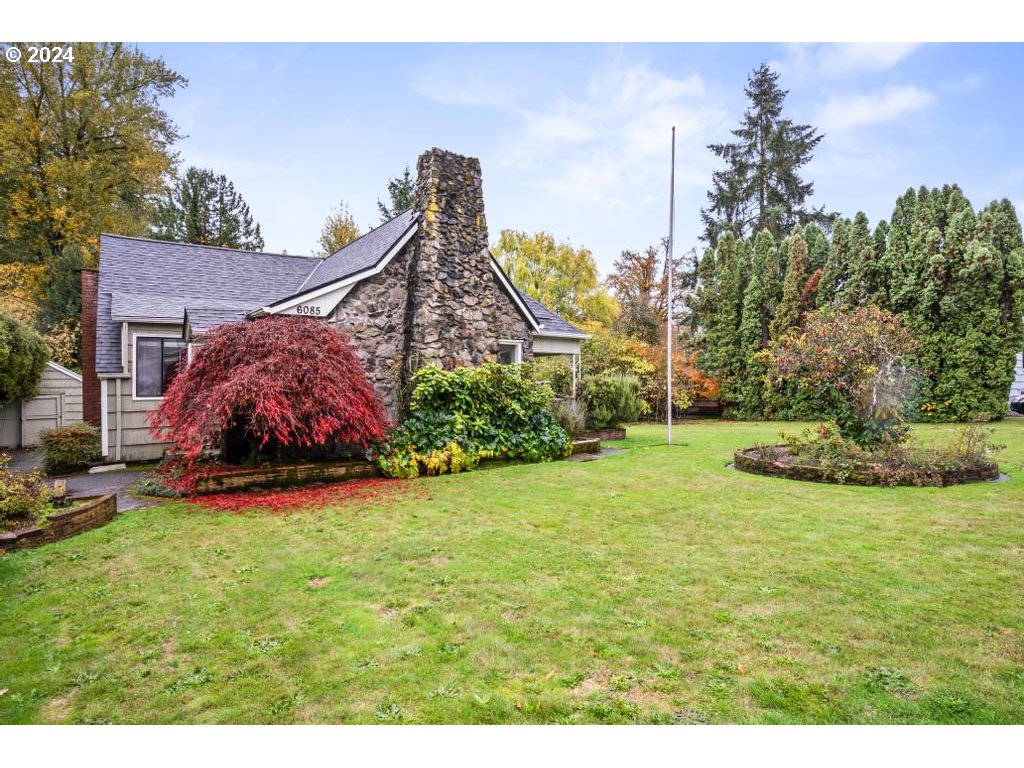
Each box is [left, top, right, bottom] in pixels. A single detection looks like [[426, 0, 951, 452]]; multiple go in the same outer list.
[[0, 362, 84, 448]]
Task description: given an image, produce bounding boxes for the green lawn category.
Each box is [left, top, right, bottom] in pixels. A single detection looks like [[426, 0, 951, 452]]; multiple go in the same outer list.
[[2, 420, 1023, 724]]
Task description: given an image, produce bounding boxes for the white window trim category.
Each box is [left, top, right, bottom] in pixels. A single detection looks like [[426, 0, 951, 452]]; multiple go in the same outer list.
[[498, 339, 524, 364], [100, 378, 109, 457], [131, 333, 185, 402]]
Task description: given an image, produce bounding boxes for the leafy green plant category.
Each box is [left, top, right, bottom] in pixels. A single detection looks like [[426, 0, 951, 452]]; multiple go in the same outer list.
[[0, 452, 52, 532], [552, 398, 587, 438], [39, 422, 100, 476], [376, 363, 571, 478], [583, 373, 644, 430]]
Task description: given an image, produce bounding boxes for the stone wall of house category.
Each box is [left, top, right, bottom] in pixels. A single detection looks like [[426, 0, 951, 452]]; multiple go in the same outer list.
[[329, 251, 411, 417], [492, 278, 534, 360]]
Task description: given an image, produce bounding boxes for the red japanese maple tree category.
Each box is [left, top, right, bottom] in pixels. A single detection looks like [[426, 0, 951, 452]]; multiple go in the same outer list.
[[150, 316, 388, 461]]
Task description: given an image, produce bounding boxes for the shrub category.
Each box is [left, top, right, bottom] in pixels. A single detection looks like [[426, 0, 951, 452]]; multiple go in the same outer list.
[[376, 362, 571, 478], [151, 316, 388, 464], [583, 373, 644, 430], [552, 398, 587, 437], [0, 310, 49, 407], [0, 452, 51, 532], [39, 421, 100, 475], [770, 306, 918, 449]]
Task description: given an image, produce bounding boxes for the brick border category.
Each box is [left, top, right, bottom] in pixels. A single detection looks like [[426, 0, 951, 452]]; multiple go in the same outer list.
[[734, 447, 1000, 487], [1, 493, 118, 552], [192, 460, 379, 494]]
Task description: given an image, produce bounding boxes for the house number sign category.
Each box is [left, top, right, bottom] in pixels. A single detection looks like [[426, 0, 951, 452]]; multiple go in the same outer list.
[[294, 305, 322, 316]]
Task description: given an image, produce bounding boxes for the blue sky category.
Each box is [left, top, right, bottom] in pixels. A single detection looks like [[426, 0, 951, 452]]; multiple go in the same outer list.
[[142, 42, 1024, 273]]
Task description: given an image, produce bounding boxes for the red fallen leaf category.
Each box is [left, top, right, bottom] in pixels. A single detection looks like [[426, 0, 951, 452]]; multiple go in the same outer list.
[[188, 477, 403, 513]]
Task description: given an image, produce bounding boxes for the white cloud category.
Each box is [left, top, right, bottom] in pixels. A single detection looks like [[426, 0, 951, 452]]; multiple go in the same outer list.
[[818, 85, 935, 133], [775, 43, 923, 80], [497, 63, 722, 208]]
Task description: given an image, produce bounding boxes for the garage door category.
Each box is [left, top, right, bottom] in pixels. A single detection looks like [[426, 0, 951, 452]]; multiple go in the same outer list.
[[0, 401, 19, 448], [21, 395, 60, 447]]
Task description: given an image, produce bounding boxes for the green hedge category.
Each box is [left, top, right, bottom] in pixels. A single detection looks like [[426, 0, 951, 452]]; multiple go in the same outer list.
[[40, 422, 100, 476]]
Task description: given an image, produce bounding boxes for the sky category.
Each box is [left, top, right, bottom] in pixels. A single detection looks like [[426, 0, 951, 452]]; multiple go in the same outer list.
[[141, 42, 1024, 274]]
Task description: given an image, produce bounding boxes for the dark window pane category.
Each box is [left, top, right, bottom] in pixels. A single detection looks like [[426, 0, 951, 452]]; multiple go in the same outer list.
[[136, 338, 164, 397], [162, 340, 186, 393], [498, 343, 518, 365]]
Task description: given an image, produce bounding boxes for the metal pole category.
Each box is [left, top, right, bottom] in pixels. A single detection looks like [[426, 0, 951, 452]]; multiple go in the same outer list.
[[667, 126, 676, 446]]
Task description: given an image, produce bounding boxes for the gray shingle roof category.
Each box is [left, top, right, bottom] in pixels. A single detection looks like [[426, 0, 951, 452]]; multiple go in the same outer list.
[[516, 291, 586, 337], [297, 209, 417, 295], [184, 306, 252, 336], [96, 234, 316, 372]]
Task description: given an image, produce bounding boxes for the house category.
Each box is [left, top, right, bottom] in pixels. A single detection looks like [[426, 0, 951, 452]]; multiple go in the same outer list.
[[81, 148, 588, 461], [0, 362, 84, 449]]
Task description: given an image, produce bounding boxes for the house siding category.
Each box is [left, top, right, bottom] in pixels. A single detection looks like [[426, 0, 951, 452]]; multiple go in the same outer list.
[[102, 322, 182, 462]]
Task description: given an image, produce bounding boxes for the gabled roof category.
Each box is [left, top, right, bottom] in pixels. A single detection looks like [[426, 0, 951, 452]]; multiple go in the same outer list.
[[96, 234, 315, 372], [298, 209, 418, 294]]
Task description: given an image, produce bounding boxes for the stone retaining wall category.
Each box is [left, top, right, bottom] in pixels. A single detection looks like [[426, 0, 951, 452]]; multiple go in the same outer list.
[[580, 428, 626, 441], [734, 447, 999, 487], [193, 460, 379, 494], [1, 493, 117, 552]]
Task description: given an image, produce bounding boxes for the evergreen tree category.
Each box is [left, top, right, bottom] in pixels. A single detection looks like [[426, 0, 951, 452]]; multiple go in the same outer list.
[[883, 186, 1024, 421], [34, 245, 87, 369], [769, 233, 809, 341], [734, 229, 777, 417], [838, 212, 874, 307], [694, 233, 748, 409], [817, 218, 850, 308], [377, 165, 415, 222], [700, 63, 828, 246], [152, 167, 264, 251]]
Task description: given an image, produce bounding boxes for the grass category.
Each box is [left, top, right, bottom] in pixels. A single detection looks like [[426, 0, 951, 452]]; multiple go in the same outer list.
[[1, 420, 1023, 724]]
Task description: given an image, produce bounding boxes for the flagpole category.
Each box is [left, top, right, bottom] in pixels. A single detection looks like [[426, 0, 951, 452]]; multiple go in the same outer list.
[[667, 126, 676, 446]]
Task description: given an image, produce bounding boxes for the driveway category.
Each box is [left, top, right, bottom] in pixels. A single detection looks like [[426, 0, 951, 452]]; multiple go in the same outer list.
[[5, 448, 159, 511]]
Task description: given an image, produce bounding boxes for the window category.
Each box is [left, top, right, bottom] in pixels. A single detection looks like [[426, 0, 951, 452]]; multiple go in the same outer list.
[[497, 340, 523, 365], [135, 337, 186, 398]]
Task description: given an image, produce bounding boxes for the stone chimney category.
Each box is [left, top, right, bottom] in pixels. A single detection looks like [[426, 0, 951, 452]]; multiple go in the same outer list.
[[405, 148, 500, 369], [80, 268, 100, 426]]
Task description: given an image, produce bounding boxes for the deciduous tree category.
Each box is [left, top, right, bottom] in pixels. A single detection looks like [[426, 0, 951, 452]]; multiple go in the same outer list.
[[316, 200, 361, 256], [0, 310, 49, 406], [0, 42, 186, 263], [493, 229, 616, 327], [151, 317, 388, 462]]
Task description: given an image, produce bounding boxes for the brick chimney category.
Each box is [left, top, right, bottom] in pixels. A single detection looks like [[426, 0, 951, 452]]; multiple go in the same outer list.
[[406, 148, 497, 369], [80, 268, 100, 426]]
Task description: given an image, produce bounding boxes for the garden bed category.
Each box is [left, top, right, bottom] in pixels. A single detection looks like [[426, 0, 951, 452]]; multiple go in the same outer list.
[[191, 459, 379, 494], [734, 445, 1000, 487], [0, 493, 118, 552], [579, 428, 626, 441]]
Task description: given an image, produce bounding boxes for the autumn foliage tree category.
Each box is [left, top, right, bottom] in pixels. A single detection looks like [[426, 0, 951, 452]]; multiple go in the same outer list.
[[151, 317, 387, 462], [769, 306, 918, 448]]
